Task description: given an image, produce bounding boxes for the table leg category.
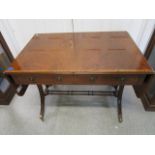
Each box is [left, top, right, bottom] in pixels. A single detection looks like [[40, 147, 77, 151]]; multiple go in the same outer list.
[[117, 85, 124, 123], [36, 84, 124, 122], [37, 85, 45, 121], [114, 86, 118, 91]]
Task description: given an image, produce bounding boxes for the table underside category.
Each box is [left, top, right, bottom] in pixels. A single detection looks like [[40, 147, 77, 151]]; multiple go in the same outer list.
[[6, 73, 149, 123]]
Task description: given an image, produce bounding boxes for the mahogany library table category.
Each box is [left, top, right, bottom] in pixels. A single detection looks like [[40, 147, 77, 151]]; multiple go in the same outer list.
[[4, 32, 153, 122]]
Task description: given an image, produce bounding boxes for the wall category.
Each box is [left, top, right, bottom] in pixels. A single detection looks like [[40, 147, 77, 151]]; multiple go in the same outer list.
[[74, 19, 155, 51], [0, 19, 73, 57], [0, 19, 154, 57]]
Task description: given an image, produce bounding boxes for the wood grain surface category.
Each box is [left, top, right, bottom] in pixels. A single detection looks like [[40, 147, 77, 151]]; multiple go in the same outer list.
[[5, 31, 153, 75]]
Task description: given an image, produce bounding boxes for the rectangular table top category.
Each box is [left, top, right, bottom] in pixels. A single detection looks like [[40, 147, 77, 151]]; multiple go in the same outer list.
[[5, 31, 153, 75]]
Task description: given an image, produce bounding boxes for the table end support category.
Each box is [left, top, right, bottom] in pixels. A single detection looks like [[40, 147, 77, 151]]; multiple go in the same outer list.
[[37, 85, 45, 122], [117, 85, 124, 123]]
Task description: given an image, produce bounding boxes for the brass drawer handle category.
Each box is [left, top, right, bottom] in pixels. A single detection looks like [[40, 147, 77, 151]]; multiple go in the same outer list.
[[29, 77, 35, 82], [121, 78, 125, 83], [57, 76, 63, 81], [90, 76, 96, 82]]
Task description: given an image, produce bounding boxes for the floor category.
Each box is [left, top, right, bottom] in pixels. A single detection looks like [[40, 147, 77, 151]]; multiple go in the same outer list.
[[0, 85, 155, 135]]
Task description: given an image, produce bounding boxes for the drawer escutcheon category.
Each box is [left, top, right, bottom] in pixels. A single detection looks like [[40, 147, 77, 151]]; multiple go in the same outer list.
[[56, 76, 63, 81], [89, 76, 96, 82], [29, 77, 35, 82]]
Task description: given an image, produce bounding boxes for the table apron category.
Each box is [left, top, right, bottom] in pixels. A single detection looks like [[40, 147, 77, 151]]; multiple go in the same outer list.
[[10, 74, 146, 85]]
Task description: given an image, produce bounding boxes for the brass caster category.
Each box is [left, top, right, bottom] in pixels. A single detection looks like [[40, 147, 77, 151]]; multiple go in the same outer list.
[[118, 115, 123, 123], [40, 114, 44, 122]]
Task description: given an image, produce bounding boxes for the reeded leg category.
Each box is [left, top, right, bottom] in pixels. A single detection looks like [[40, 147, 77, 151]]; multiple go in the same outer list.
[[117, 85, 124, 123], [37, 85, 45, 121]]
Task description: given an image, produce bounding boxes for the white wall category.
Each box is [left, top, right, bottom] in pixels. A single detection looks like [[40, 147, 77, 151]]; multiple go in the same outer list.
[[0, 19, 154, 57], [0, 19, 73, 56], [0, 20, 18, 56]]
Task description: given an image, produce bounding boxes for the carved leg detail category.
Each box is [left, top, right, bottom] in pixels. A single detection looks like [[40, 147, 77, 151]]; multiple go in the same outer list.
[[37, 85, 45, 121], [117, 85, 124, 123]]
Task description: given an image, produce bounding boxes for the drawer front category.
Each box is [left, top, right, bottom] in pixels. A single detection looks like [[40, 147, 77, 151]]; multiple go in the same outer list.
[[11, 74, 145, 85]]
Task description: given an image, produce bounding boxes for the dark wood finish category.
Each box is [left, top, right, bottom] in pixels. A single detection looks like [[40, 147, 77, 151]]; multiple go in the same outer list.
[[134, 29, 155, 110], [145, 30, 155, 59], [0, 32, 14, 61], [0, 85, 15, 105], [5, 74, 28, 96], [38, 84, 124, 122], [11, 74, 145, 85], [0, 32, 15, 105], [37, 85, 45, 121], [116, 85, 124, 122], [4, 32, 153, 122]]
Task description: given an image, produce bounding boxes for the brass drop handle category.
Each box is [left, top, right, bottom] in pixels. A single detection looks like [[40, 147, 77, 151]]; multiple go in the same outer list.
[[121, 77, 125, 83], [29, 77, 35, 82], [90, 76, 96, 82], [57, 76, 63, 81]]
